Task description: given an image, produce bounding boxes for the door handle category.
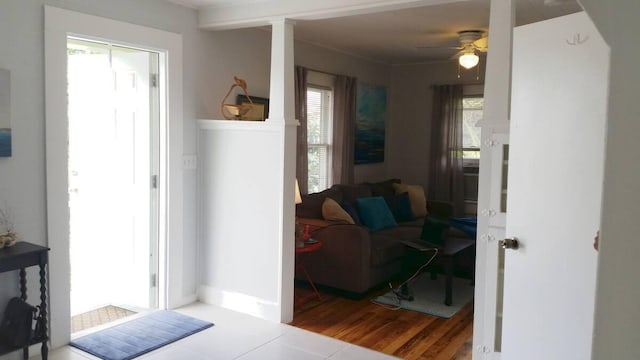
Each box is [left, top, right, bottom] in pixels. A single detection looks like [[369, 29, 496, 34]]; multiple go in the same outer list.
[[499, 237, 519, 250]]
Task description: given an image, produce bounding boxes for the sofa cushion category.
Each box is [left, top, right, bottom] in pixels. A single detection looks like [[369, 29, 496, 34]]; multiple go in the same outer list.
[[333, 184, 372, 204], [393, 183, 427, 218], [365, 178, 401, 197], [384, 192, 415, 222], [375, 225, 423, 242], [322, 198, 355, 224], [296, 187, 343, 219], [356, 196, 397, 232], [370, 233, 406, 266]]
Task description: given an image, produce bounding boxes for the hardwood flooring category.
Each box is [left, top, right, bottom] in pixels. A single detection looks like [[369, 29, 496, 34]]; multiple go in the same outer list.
[[291, 286, 474, 360]]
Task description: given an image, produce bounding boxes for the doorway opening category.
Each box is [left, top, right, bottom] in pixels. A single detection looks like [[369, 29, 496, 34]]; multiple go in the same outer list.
[[67, 38, 161, 334]]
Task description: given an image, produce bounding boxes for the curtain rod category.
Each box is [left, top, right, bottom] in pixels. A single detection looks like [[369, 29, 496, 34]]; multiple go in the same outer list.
[[429, 83, 485, 88], [300, 65, 352, 79]]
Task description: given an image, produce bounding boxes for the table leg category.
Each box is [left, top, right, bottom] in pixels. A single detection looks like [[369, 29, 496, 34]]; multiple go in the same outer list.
[[302, 265, 321, 300], [19, 268, 27, 301], [39, 262, 48, 360], [295, 252, 322, 305], [444, 255, 453, 306]]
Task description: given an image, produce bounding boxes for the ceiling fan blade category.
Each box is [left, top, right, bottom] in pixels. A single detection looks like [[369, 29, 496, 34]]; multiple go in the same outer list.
[[473, 36, 489, 49], [416, 45, 462, 50], [449, 50, 464, 60]]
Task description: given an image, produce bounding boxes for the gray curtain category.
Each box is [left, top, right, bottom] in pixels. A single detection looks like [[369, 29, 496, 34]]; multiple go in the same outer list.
[[295, 66, 309, 194], [428, 84, 465, 216], [332, 75, 357, 185]]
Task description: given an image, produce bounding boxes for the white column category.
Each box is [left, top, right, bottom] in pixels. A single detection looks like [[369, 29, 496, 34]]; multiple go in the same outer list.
[[269, 19, 296, 323], [268, 19, 296, 123], [482, 0, 513, 131]]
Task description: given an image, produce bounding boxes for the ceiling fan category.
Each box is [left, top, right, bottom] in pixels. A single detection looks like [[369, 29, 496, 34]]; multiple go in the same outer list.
[[418, 30, 488, 69]]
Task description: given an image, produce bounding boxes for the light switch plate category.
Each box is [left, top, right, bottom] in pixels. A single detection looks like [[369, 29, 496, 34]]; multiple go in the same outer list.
[[183, 154, 197, 170]]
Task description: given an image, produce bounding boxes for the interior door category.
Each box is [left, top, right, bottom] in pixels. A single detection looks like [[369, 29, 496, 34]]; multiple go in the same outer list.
[[501, 12, 608, 359]]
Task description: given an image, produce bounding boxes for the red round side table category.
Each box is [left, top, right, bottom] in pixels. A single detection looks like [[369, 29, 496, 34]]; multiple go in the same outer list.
[[295, 240, 323, 304]]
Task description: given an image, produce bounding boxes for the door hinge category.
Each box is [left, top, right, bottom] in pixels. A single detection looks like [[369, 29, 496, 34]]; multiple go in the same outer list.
[[150, 273, 157, 287], [151, 175, 158, 189], [150, 74, 158, 88]]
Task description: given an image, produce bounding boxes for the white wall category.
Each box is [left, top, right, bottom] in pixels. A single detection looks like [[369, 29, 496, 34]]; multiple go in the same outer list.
[[294, 40, 391, 183], [388, 60, 486, 190], [577, 1, 640, 359], [197, 122, 285, 319]]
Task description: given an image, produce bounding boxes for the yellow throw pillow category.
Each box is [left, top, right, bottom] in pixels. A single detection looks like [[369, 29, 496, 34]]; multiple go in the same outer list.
[[393, 183, 427, 218], [322, 198, 355, 224]]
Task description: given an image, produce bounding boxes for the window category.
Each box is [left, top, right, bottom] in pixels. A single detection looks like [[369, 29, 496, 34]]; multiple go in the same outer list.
[[462, 96, 483, 162], [307, 87, 333, 193], [462, 96, 483, 215]]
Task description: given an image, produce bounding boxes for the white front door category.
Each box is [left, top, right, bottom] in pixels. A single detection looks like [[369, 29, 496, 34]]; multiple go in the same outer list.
[[68, 39, 160, 315], [501, 12, 608, 359]]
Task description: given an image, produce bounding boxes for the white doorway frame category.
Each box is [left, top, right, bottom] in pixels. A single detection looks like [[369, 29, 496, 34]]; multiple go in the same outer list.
[[44, 6, 184, 349]]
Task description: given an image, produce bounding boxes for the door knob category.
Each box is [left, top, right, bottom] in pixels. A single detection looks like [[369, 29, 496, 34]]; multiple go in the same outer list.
[[499, 237, 519, 250]]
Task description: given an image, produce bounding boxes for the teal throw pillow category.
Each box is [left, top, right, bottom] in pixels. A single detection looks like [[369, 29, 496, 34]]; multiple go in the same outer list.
[[356, 196, 398, 232]]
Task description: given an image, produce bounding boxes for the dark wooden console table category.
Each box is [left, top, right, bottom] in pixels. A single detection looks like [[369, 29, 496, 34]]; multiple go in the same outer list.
[[0, 242, 49, 360]]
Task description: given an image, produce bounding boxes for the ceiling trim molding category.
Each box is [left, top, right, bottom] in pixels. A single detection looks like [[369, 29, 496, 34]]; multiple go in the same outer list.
[[197, 0, 467, 30]]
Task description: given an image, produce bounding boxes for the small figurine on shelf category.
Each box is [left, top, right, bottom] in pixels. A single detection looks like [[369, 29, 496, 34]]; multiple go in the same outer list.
[[220, 76, 255, 120], [0, 204, 18, 249]]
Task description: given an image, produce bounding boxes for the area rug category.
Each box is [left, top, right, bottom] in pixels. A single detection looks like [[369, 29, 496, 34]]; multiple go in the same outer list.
[[373, 274, 474, 318], [72, 305, 136, 333], [70, 310, 214, 360]]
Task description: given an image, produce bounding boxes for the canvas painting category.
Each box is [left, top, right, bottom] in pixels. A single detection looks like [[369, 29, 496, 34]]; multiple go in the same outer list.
[[355, 83, 386, 164], [0, 69, 10, 157]]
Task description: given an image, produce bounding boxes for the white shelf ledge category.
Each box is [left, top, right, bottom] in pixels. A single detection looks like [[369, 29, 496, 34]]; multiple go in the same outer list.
[[197, 119, 286, 132]]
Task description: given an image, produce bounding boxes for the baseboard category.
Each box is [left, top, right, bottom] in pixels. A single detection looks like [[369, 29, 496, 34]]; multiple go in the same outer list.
[[197, 285, 282, 322], [173, 293, 198, 309]]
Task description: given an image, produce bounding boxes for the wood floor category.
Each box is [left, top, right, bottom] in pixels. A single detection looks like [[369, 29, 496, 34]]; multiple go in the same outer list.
[[291, 286, 474, 360]]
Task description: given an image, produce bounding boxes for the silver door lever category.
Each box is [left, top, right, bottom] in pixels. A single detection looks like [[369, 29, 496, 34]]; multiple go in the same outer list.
[[499, 237, 519, 250]]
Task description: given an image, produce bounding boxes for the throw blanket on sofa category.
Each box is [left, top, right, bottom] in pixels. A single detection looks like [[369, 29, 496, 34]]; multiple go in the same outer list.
[[449, 217, 477, 239]]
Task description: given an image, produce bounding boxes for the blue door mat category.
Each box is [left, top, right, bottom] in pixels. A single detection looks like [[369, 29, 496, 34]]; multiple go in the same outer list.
[[70, 310, 214, 360]]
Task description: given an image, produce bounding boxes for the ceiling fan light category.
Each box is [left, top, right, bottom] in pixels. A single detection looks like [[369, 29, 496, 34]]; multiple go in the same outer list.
[[459, 53, 479, 69]]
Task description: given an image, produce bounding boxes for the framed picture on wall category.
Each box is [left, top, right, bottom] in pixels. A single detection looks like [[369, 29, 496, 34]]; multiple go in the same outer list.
[[237, 95, 269, 121], [355, 83, 386, 164], [0, 69, 11, 158]]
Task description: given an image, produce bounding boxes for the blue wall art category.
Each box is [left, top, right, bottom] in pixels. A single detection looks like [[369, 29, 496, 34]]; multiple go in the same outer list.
[[0, 69, 10, 158], [355, 83, 386, 164]]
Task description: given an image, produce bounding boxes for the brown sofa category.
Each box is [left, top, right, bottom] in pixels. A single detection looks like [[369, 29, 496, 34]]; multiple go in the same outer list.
[[295, 180, 468, 296]]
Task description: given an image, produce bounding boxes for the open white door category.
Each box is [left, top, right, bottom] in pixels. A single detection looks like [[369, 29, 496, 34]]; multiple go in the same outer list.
[[68, 39, 160, 316], [501, 12, 608, 359]]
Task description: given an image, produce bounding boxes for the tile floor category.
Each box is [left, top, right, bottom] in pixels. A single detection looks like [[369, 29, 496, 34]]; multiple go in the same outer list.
[[32, 302, 399, 360]]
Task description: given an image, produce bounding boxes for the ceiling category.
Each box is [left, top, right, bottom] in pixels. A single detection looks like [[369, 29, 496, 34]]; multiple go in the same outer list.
[[169, 0, 582, 65]]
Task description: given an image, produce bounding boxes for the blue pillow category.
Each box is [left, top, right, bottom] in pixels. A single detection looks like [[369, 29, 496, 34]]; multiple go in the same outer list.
[[384, 192, 415, 222], [356, 196, 398, 231], [341, 201, 362, 225]]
